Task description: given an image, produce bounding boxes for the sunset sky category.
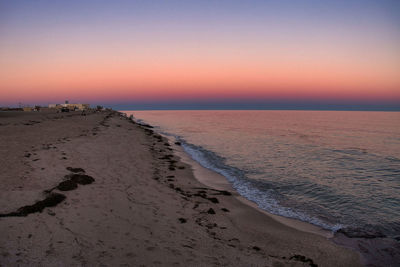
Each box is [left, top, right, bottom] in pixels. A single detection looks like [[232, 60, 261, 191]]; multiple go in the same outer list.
[[1, 0, 399, 110]]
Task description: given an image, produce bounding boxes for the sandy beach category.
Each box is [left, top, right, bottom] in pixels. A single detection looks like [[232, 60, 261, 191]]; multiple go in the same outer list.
[[0, 110, 361, 266]]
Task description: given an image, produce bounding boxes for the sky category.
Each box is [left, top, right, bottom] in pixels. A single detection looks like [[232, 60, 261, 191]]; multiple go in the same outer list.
[[1, 0, 399, 110]]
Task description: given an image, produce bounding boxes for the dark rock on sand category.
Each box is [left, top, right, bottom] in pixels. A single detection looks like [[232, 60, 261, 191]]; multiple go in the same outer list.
[[178, 218, 187, 223]]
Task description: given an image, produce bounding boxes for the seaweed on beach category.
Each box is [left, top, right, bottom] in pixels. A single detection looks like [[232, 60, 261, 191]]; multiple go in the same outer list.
[[57, 180, 78, 191], [193, 187, 232, 196], [69, 174, 95, 185], [0, 170, 96, 218], [0, 193, 66, 217], [289, 255, 318, 267]]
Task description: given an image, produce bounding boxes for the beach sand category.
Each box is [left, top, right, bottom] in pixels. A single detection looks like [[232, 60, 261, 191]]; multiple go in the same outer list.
[[0, 110, 361, 266]]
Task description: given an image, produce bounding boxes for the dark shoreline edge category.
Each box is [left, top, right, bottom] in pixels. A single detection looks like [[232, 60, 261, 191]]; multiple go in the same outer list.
[[120, 110, 400, 266]]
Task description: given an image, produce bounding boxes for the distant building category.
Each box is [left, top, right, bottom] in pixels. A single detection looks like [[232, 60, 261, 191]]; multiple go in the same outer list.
[[68, 103, 90, 110], [49, 104, 61, 109], [22, 107, 34, 112], [35, 106, 51, 112], [48, 103, 90, 111]]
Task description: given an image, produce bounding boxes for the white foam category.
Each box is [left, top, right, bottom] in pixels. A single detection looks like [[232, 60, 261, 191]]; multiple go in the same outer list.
[[181, 141, 343, 232]]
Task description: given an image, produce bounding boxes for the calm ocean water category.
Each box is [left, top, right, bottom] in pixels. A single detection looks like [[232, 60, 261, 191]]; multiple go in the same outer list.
[[127, 110, 400, 239]]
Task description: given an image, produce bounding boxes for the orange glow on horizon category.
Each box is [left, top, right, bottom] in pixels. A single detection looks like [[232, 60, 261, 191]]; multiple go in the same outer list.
[[1, 55, 399, 103], [1, 1, 399, 105]]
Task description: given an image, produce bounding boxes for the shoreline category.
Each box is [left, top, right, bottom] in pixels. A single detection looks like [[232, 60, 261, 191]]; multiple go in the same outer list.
[[166, 133, 333, 239], [166, 132, 400, 266], [0, 110, 362, 266], [128, 111, 400, 266]]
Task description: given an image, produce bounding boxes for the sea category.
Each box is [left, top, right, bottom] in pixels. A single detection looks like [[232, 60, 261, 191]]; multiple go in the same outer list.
[[125, 110, 400, 240]]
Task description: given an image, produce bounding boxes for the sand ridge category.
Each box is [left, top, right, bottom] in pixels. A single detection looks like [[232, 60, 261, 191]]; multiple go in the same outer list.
[[0, 110, 361, 266]]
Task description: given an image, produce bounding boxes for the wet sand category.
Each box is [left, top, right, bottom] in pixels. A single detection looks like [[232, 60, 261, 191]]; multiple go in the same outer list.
[[0, 110, 361, 266]]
